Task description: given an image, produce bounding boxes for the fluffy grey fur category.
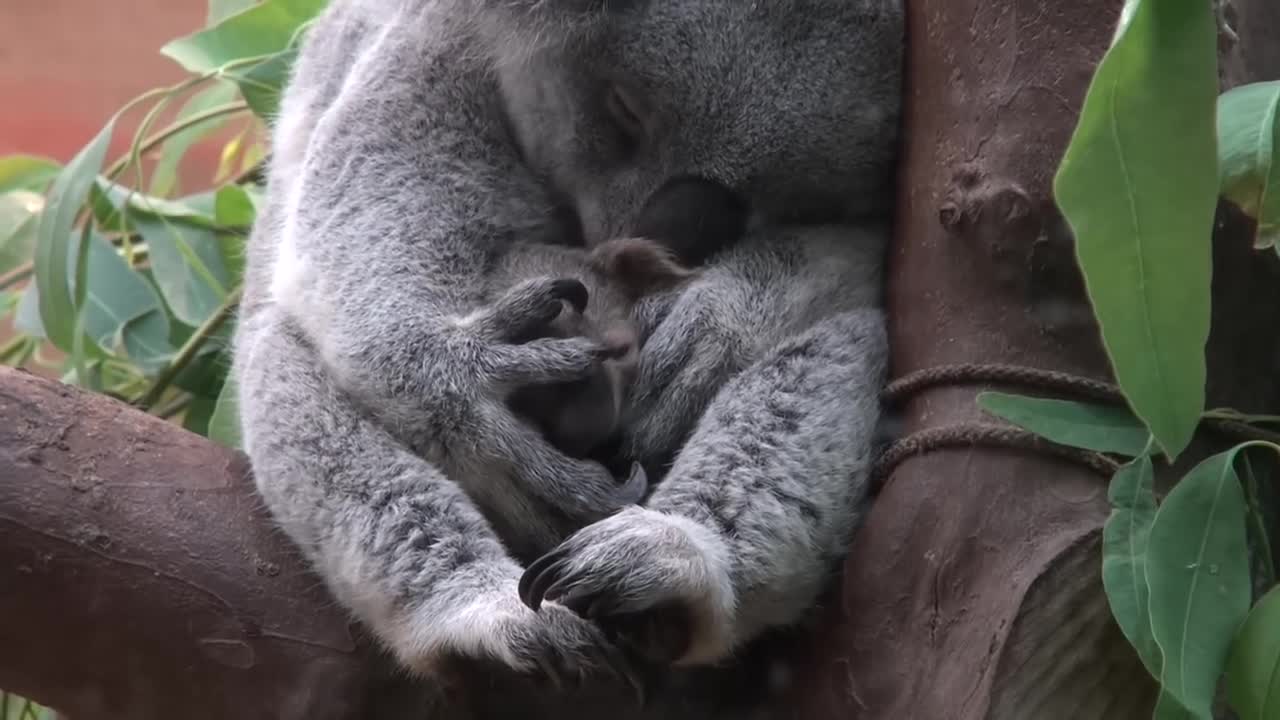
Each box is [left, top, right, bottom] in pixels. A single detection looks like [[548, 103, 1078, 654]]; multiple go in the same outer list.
[[232, 0, 902, 699]]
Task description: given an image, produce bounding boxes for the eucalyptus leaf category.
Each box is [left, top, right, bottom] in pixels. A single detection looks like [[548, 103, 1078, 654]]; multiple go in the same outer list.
[[95, 179, 221, 228], [131, 213, 233, 327], [978, 392, 1150, 456], [1226, 584, 1280, 720], [208, 0, 261, 27], [162, 0, 326, 73], [183, 393, 218, 436], [35, 119, 115, 353], [1154, 690, 1198, 720], [223, 47, 299, 118], [1102, 456, 1161, 679], [0, 155, 61, 194], [1217, 81, 1280, 250], [0, 191, 42, 276], [121, 310, 177, 376], [215, 185, 257, 228], [14, 282, 45, 339], [79, 232, 174, 366], [207, 368, 242, 449], [150, 81, 243, 197], [1147, 449, 1253, 718], [1053, 0, 1217, 459]]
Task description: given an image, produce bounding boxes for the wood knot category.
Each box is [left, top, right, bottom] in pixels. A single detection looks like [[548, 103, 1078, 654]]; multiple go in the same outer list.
[[939, 165, 1034, 238]]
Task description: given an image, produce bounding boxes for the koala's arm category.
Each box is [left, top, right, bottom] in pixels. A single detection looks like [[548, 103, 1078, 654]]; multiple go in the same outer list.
[[520, 226, 888, 664], [235, 316, 634, 683], [262, 2, 636, 523], [234, 0, 637, 681]]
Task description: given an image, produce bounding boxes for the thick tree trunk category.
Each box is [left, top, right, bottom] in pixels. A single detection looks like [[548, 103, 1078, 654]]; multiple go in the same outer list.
[[2, 1, 1278, 719], [786, 1, 1280, 719]]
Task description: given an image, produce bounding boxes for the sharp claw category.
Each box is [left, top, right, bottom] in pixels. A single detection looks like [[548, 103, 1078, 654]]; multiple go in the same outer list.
[[550, 279, 589, 314], [528, 561, 568, 610], [542, 576, 573, 604], [618, 461, 648, 504], [519, 548, 568, 610]]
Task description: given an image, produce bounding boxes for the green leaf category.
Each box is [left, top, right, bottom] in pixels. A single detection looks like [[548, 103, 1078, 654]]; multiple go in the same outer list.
[[34, 120, 115, 353], [223, 47, 299, 118], [122, 311, 177, 375], [208, 369, 242, 449], [1102, 455, 1161, 679], [131, 213, 233, 327], [1146, 449, 1253, 718], [0, 191, 42, 276], [1052, 0, 1217, 460], [208, 0, 260, 26], [214, 185, 257, 227], [1227, 585, 1280, 720], [1217, 81, 1280, 250], [0, 155, 61, 194], [978, 392, 1151, 456], [14, 282, 45, 339], [79, 232, 174, 367], [150, 81, 242, 197], [184, 393, 218, 436], [95, 179, 221, 229], [1154, 690, 1198, 720], [162, 0, 326, 73]]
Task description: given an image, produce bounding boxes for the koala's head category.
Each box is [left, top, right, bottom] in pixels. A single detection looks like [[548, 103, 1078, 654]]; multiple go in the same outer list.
[[486, 0, 904, 244]]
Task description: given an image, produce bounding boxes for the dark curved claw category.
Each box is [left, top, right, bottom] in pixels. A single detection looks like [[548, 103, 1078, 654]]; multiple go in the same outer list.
[[549, 278, 590, 314], [519, 546, 571, 611]]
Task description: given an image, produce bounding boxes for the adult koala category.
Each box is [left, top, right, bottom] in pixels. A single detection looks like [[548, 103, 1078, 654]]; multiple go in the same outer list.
[[232, 0, 901, 708]]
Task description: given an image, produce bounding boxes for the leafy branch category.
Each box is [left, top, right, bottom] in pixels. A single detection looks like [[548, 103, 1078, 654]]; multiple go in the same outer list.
[[976, 2, 1280, 718]]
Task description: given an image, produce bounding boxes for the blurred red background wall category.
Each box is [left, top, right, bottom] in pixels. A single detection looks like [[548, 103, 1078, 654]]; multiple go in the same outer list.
[[1, 1, 219, 180]]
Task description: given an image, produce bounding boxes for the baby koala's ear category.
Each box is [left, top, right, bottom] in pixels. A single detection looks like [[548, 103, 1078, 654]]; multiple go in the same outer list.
[[588, 237, 698, 299]]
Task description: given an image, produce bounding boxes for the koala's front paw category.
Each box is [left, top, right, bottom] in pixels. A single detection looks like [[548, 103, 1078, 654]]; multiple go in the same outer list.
[[503, 602, 646, 697], [517, 507, 736, 666]]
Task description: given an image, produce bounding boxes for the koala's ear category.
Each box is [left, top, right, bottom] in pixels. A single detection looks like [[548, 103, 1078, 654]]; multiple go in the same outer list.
[[589, 237, 698, 299]]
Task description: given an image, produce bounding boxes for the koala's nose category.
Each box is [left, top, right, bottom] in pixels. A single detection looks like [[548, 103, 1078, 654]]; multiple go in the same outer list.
[[634, 175, 748, 267], [601, 327, 638, 361]]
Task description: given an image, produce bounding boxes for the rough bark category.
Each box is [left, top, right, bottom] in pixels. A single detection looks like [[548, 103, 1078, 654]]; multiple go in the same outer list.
[[785, 0, 1280, 719], [0, 367, 421, 719]]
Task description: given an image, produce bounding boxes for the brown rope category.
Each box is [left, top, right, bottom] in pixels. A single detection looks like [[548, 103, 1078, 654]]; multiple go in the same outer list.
[[882, 363, 1125, 407], [872, 363, 1280, 488], [871, 423, 1121, 487]]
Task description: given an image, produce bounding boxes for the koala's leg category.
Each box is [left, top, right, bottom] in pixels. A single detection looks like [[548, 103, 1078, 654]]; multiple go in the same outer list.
[[520, 309, 887, 665], [236, 313, 639, 688]]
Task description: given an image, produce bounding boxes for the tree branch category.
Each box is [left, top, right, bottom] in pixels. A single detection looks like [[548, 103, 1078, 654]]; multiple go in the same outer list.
[[0, 367, 414, 720]]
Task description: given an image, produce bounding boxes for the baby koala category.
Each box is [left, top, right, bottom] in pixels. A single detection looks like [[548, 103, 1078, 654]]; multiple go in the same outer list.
[[503, 236, 697, 462], [502, 176, 747, 477]]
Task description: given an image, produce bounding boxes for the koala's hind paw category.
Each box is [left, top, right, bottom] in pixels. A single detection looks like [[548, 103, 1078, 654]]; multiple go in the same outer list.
[[517, 507, 736, 666]]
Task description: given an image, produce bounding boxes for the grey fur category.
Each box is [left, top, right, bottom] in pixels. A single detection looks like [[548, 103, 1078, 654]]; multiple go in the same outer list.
[[232, 0, 902, 697]]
